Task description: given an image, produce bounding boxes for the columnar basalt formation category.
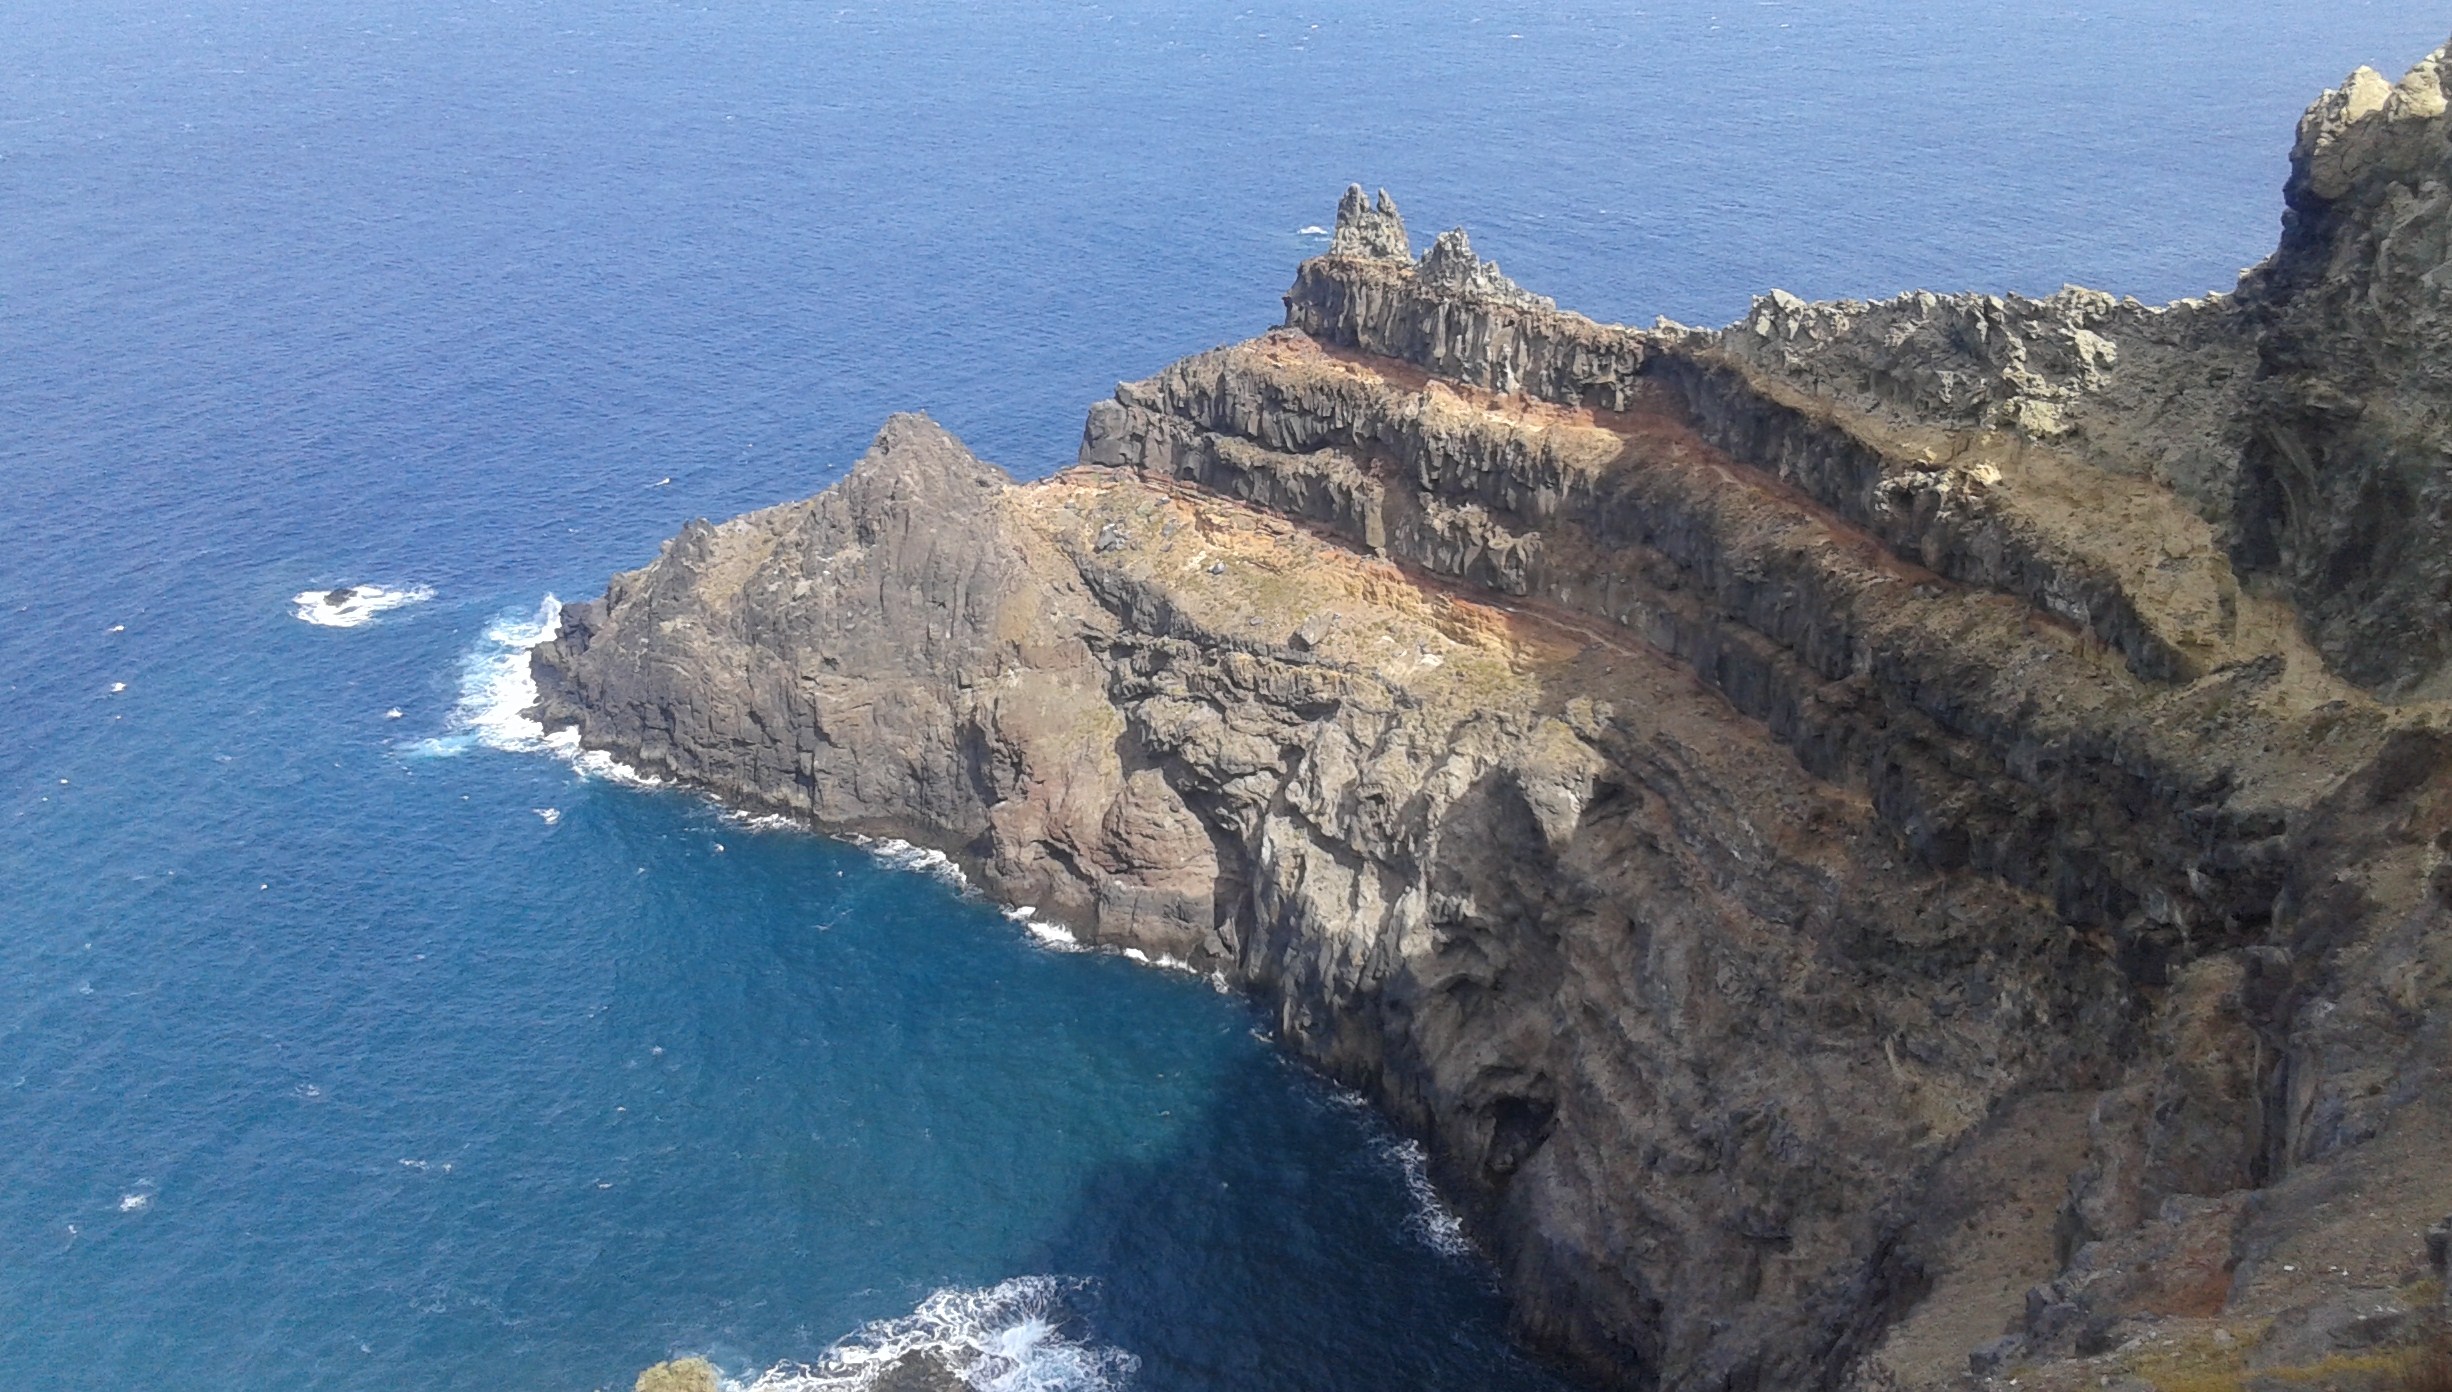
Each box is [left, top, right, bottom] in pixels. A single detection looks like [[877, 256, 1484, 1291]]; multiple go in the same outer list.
[[537, 45, 2452, 1392]]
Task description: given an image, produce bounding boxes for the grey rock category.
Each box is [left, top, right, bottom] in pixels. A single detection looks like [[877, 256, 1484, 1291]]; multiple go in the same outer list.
[[1712, 283, 2252, 539], [2232, 37, 2452, 692], [548, 38, 2452, 1392], [1416, 228, 1556, 312], [868, 1351, 966, 1392], [1329, 184, 1411, 261], [2251, 1288, 2418, 1368], [1968, 1334, 2025, 1377]]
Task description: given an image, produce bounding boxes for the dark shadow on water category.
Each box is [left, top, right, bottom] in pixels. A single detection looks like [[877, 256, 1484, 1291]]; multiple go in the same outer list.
[[1025, 1041, 1576, 1392]]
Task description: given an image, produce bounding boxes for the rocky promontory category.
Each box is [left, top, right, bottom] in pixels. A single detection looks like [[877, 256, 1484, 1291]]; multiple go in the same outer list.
[[537, 39, 2452, 1392]]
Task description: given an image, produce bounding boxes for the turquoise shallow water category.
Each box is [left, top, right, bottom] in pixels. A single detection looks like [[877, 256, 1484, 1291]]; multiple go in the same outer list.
[[4, 2, 2448, 1388]]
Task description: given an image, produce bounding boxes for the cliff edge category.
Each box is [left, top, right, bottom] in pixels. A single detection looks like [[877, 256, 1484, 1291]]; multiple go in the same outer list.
[[535, 38, 2452, 1392]]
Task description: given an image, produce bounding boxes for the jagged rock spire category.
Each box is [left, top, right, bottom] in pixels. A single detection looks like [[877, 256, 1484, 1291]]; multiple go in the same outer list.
[[2290, 36, 2450, 200], [1330, 184, 1412, 261], [1415, 226, 1557, 311]]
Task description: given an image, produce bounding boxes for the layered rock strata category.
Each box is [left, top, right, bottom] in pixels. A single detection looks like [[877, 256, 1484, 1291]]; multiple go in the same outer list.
[[537, 39, 2452, 1392]]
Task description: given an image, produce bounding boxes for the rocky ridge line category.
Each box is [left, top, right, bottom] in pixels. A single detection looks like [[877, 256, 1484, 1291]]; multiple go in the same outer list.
[[537, 43, 2452, 1392]]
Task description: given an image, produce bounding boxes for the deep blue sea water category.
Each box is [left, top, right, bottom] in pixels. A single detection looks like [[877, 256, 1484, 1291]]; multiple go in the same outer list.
[[5, 3, 2448, 1389]]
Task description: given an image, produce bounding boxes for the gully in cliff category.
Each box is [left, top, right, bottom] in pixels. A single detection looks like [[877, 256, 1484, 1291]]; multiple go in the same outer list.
[[537, 37, 2452, 1392]]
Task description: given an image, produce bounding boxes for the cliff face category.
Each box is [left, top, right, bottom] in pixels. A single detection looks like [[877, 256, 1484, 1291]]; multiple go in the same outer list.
[[2235, 51, 2452, 694], [535, 39, 2452, 1392]]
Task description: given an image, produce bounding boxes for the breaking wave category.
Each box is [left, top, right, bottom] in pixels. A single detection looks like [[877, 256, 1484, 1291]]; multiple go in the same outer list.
[[851, 836, 969, 889], [406, 595, 656, 784], [292, 583, 433, 628], [1382, 1137, 1473, 1258], [1116, 947, 1194, 974], [740, 1277, 1136, 1392], [1000, 907, 1197, 975], [1005, 905, 1084, 954], [724, 809, 804, 834]]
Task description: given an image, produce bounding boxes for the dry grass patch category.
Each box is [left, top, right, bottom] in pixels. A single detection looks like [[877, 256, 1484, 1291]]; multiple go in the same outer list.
[[2124, 1327, 2452, 1392], [2391, 1330, 2452, 1392]]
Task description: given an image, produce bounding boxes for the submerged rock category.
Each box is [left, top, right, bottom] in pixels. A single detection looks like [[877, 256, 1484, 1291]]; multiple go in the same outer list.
[[550, 33, 2452, 1392]]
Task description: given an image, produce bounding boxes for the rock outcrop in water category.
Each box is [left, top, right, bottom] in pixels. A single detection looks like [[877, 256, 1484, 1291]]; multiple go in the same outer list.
[[634, 1358, 722, 1392], [539, 39, 2452, 1392]]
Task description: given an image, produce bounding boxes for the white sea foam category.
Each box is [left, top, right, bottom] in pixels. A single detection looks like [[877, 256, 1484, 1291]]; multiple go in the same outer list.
[[1022, 917, 1083, 952], [407, 596, 660, 785], [725, 809, 803, 834], [292, 583, 434, 628], [1003, 905, 1081, 953], [117, 1190, 152, 1213], [739, 1276, 1135, 1392], [1382, 1137, 1473, 1258], [1090, 940, 1196, 975], [852, 836, 968, 889], [407, 595, 561, 757], [1321, 1102, 1469, 1259]]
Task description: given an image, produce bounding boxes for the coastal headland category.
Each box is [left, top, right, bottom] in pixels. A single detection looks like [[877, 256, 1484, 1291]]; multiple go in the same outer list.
[[560, 38, 2452, 1392]]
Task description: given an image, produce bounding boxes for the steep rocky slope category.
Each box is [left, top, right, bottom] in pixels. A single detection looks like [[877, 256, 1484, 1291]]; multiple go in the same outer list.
[[535, 40, 2452, 1392], [2239, 49, 2452, 694]]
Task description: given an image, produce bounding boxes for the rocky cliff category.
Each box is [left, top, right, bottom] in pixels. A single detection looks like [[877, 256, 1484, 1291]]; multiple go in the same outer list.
[[2234, 47, 2452, 695], [535, 39, 2452, 1392]]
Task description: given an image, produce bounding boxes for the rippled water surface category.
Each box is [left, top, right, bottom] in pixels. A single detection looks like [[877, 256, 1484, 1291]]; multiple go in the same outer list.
[[4, 2, 2446, 1388]]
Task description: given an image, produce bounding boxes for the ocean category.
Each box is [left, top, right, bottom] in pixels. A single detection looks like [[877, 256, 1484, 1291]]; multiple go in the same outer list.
[[3, 2, 2444, 1388]]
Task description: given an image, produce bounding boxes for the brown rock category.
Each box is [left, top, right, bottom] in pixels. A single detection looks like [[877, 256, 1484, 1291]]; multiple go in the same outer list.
[[634, 1357, 720, 1392], [546, 35, 2452, 1392]]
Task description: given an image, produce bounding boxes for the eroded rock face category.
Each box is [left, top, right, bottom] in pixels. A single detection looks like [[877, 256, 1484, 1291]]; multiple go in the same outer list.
[[2235, 46, 2452, 693], [1711, 286, 2253, 535], [544, 410, 2119, 1391], [531, 414, 1221, 954], [540, 35, 2452, 1392], [1417, 227, 1557, 313], [1330, 184, 1412, 262]]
